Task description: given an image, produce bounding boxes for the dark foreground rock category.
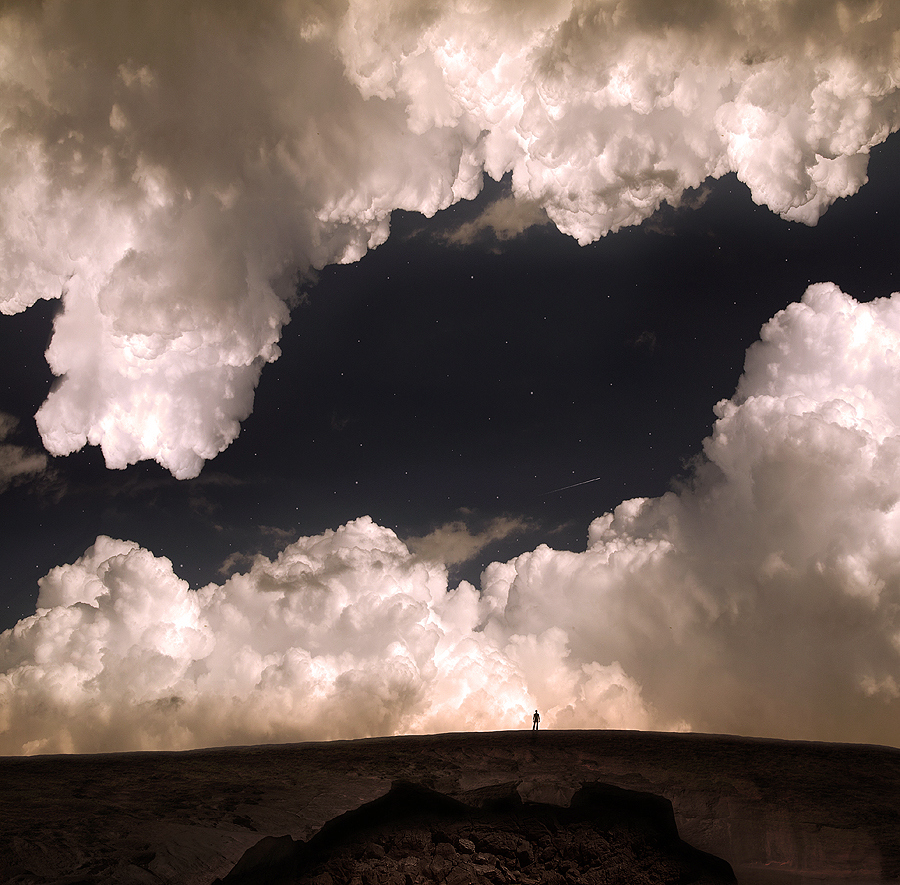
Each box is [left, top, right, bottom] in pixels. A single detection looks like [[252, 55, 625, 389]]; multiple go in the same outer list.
[[216, 780, 735, 885], [1, 730, 899, 884]]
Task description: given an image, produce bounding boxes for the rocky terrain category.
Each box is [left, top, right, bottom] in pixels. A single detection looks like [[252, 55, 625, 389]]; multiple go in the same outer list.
[[0, 730, 898, 884], [216, 779, 736, 885]]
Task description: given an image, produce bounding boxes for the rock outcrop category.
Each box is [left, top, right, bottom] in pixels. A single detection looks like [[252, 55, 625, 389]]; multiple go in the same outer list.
[[217, 780, 736, 885]]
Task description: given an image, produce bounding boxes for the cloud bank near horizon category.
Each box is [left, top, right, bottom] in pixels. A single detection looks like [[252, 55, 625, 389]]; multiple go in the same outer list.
[[1, 0, 899, 477], [4, 282, 900, 754]]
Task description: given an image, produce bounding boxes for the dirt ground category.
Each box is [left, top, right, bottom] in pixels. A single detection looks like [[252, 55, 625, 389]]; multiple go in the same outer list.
[[1, 729, 899, 884]]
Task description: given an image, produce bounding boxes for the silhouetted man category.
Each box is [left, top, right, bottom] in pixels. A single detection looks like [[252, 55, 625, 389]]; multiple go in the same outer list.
[[532, 710, 540, 730]]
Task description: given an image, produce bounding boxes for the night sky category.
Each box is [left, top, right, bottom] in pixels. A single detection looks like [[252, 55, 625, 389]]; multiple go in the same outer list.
[[2, 1, 900, 754], [4, 138, 898, 625]]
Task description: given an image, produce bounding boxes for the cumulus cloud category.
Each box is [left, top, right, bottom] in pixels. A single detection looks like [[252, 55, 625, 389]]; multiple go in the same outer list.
[[5, 282, 900, 753], [1, 1, 898, 475], [0, 521, 540, 753]]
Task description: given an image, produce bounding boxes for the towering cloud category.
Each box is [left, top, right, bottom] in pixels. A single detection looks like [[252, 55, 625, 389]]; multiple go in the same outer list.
[[1, 1, 898, 475], [3, 282, 900, 754]]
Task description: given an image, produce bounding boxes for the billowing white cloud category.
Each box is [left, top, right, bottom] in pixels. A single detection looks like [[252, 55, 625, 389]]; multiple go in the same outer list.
[[0, 521, 543, 753], [4, 282, 900, 754], [1, 1, 898, 475]]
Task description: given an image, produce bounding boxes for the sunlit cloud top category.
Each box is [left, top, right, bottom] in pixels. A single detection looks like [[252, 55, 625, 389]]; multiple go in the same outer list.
[[4, 283, 900, 753], [1, 0, 898, 477]]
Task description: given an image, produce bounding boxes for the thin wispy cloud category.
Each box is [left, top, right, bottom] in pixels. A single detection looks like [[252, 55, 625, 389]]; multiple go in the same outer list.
[[440, 196, 551, 247], [0, 413, 51, 494], [406, 516, 531, 566]]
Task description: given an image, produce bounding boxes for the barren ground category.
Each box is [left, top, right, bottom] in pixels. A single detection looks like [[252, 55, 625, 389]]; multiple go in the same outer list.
[[1, 730, 898, 885]]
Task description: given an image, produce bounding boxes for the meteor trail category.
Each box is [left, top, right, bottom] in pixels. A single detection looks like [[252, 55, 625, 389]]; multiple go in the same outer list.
[[545, 475, 605, 495]]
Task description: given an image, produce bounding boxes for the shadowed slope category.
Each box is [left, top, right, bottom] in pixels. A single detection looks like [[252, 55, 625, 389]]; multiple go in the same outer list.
[[0, 730, 898, 884], [217, 779, 736, 885]]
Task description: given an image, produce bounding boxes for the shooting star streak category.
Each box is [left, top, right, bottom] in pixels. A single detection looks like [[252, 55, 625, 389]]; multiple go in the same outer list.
[[544, 475, 605, 495]]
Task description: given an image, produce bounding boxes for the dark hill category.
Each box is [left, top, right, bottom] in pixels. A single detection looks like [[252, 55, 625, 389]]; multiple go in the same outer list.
[[1, 730, 898, 884]]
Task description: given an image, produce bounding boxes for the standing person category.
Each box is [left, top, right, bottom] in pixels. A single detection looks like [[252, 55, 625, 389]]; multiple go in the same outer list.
[[532, 710, 540, 731]]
